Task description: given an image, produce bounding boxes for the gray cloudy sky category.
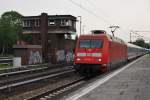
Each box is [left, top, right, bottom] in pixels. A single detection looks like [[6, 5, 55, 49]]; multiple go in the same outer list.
[[1, 0, 150, 42]]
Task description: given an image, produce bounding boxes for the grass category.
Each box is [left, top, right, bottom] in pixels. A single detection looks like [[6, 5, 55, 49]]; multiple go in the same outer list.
[[0, 64, 11, 69]]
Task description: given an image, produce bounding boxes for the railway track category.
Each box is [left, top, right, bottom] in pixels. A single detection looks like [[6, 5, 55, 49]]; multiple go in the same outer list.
[[0, 64, 73, 79], [26, 77, 85, 100], [0, 65, 79, 100], [0, 64, 46, 74], [0, 63, 73, 74], [0, 64, 73, 87], [0, 65, 73, 89], [0, 58, 12, 64]]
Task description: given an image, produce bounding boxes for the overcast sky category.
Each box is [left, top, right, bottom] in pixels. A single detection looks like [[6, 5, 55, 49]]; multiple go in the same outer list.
[[0, 0, 150, 42]]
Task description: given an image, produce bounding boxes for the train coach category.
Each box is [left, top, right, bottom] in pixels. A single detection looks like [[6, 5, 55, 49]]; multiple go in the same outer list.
[[74, 30, 149, 77], [127, 43, 149, 60]]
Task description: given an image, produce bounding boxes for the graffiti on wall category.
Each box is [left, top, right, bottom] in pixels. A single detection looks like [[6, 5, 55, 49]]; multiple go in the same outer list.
[[28, 51, 42, 64], [56, 49, 74, 63], [65, 51, 74, 62], [56, 50, 65, 62]]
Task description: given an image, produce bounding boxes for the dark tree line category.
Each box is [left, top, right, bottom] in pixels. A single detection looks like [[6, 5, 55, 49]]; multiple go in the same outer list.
[[132, 38, 150, 49]]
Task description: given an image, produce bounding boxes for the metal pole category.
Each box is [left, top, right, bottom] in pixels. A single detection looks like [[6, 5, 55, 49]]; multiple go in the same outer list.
[[130, 31, 132, 43], [82, 25, 85, 34], [78, 16, 82, 36]]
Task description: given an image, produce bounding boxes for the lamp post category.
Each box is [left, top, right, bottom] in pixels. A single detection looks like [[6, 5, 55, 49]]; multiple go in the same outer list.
[[130, 31, 132, 43], [82, 25, 86, 34], [78, 16, 82, 36]]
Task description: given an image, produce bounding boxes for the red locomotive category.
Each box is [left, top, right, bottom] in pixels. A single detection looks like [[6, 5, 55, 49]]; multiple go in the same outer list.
[[74, 30, 148, 77]]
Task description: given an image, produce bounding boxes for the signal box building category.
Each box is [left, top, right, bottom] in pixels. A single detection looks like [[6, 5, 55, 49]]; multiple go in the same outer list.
[[22, 13, 76, 63]]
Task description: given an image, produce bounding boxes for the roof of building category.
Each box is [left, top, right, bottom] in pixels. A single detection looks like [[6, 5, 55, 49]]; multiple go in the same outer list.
[[22, 13, 76, 20]]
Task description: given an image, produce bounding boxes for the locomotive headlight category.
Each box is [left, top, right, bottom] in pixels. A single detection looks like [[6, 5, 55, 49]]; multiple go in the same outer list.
[[98, 58, 101, 62], [92, 53, 102, 57], [76, 58, 81, 61], [77, 53, 86, 57]]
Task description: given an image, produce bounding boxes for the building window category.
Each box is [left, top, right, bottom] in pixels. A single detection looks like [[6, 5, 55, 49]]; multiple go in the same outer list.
[[23, 20, 31, 27], [61, 19, 72, 26], [35, 19, 40, 27], [68, 20, 72, 26], [48, 20, 55, 26], [73, 21, 76, 29]]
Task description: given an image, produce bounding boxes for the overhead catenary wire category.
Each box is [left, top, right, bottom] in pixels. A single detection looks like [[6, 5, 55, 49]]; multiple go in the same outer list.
[[131, 31, 150, 41], [85, 0, 114, 23], [86, 0, 132, 40], [68, 0, 149, 42], [68, 0, 129, 39], [68, 0, 111, 25]]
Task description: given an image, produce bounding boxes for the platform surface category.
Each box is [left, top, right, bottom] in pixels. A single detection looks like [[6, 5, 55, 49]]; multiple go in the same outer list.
[[64, 55, 150, 100]]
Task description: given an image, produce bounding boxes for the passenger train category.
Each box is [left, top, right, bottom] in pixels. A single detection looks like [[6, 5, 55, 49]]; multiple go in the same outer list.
[[74, 30, 149, 77]]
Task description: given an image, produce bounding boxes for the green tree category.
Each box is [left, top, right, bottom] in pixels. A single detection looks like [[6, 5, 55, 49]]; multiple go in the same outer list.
[[145, 43, 150, 49], [132, 38, 149, 48], [0, 11, 22, 55]]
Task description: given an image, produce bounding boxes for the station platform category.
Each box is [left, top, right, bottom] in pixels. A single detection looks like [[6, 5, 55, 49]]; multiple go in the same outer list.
[[64, 54, 150, 100]]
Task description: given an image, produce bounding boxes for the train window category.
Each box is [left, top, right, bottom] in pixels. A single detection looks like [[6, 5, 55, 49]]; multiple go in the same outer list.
[[91, 40, 103, 48], [79, 40, 91, 48], [79, 40, 103, 48]]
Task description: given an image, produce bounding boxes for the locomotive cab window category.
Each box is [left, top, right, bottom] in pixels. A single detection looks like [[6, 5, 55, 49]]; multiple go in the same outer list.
[[79, 40, 103, 48]]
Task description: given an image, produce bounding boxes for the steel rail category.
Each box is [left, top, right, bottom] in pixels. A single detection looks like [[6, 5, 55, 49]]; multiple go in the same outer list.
[[0, 67, 48, 77], [0, 69, 75, 91], [25, 78, 85, 100], [0, 66, 73, 87]]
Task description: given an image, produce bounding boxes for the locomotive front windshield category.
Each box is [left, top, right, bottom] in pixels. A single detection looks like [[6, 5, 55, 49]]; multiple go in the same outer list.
[[79, 40, 103, 48]]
